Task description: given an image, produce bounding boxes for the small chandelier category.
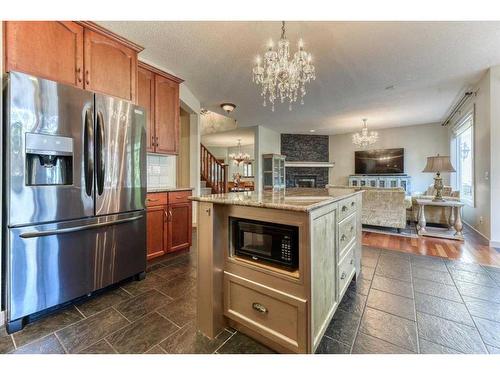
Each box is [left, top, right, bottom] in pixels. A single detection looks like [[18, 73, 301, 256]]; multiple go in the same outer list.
[[229, 139, 251, 165], [352, 119, 378, 147], [252, 21, 316, 112]]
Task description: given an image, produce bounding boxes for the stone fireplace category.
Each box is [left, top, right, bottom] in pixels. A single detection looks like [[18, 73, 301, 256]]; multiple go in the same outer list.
[[281, 134, 330, 188]]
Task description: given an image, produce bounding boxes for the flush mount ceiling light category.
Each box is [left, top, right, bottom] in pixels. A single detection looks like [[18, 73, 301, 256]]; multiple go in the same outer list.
[[352, 118, 378, 148], [220, 103, 236, 114], [252, 21, 316, 112]]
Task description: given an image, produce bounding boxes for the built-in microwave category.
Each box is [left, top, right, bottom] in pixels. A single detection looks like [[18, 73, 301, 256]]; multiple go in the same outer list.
[[230, 217, 299, 269]]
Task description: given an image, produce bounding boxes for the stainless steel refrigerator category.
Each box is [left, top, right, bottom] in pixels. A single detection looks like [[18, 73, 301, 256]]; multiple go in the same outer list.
[[2, 72, 147, 333]]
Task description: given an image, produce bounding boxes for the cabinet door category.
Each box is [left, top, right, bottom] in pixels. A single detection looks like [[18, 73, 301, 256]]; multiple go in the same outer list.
[[155, 74, 180, 154], [137, 66, 156, 152], [167, 202, 192, 253], [84, 29, 137, 101], [146, 205, 167, 260], [5, 21, 84, 88]]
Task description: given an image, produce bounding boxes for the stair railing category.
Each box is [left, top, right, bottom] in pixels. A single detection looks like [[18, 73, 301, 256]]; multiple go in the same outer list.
[[200, 143, 228, 194]]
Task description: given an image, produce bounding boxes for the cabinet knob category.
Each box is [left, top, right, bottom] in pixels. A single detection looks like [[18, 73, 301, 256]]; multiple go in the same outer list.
[[340, 234, 347, 242], [342, 205, 348, 212], [76, 68, 82, 83], [351, 201, 355, 207], [350, 258, 354, 265], [85, 70, 90, 85], [252, 302, 268, 314], [341, 272, 347, 280]]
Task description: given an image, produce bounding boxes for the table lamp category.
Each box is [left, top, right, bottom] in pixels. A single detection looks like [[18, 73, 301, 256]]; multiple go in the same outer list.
[[422, 154, 456, 202]]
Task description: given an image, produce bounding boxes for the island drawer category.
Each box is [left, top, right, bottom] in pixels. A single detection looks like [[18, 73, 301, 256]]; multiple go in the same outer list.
[[146, 192, 168, 207], [338, 246, 355, 298], [338, 213, 357, 257], [223, 272, 307, 353], [338, 196, 358, 221]]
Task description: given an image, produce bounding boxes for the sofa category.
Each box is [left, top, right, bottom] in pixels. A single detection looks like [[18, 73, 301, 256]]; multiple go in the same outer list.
[[409, 185, 460, 226], [327, 185, 410, 230]]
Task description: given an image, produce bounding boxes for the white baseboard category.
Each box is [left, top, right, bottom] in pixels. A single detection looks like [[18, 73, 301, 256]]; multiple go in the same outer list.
[[463, 221, 490, 242], [490, 240, 500, 248]]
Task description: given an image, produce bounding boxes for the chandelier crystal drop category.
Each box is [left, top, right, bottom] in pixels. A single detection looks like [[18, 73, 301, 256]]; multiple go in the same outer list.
[[352, 119, 378, 148], [229, 139, 251, 166], [252, 21, 316, 112]]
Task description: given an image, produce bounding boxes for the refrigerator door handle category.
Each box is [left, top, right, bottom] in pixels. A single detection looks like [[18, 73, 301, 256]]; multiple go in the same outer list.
[[96, 110, 105, 196], [19, 215, 143, 239], [84, 107, 94, 197]]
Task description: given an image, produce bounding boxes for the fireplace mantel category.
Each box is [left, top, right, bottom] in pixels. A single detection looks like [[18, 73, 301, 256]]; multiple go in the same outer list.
[[285, 161, 335, 168]]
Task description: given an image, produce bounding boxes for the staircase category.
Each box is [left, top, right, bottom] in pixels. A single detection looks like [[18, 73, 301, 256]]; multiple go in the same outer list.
[[200, 143, 228, 194], [199, 180, 213, 195]]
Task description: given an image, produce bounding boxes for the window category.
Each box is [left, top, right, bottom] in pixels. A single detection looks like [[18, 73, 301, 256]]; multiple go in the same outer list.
[[452, 111, 474, 206], [242, 162, 253, 177]]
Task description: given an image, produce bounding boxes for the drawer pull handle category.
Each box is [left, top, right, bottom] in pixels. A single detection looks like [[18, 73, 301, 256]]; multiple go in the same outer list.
[[147, 198, 159, 202], [342, 205, 348, 212], [341, 272, 347, 280], [252, 302, 268, 314]]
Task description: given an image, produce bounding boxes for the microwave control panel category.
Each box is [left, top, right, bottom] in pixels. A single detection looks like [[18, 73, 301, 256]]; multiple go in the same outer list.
[[281, 236, 292, 262]]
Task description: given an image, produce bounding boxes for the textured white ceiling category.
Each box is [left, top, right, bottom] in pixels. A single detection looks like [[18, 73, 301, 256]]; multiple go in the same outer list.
[[99, 21, 500, 134], [201, 127, 255, 148]]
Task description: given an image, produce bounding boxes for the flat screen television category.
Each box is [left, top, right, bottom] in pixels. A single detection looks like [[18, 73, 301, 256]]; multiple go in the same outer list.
[[355, 148, 404, 174]]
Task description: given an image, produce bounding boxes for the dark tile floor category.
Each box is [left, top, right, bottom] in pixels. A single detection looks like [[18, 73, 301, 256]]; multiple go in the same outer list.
[[1, 235, 500, 354], [317, 246, 500, 354]]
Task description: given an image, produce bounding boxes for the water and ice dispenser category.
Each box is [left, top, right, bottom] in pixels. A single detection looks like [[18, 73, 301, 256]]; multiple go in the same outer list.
[[25, 133, 74, 186]]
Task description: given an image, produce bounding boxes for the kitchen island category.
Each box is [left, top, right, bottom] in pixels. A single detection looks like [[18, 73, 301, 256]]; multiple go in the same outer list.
[[190, 188, 363, 354]]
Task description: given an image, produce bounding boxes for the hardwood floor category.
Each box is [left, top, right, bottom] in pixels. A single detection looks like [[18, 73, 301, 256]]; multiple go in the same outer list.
[[362, 224, 500, 267]]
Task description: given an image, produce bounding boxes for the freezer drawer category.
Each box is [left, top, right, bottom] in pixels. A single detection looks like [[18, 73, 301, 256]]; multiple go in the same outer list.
[[6, 212, 146, 322]]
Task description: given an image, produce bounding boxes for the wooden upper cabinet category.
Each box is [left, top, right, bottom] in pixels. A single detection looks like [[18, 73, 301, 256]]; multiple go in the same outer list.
[[155, 74, 180, 154], [83, 29, 138, 101], [4, 21, 84, 87], [137, 66, 155, 152]]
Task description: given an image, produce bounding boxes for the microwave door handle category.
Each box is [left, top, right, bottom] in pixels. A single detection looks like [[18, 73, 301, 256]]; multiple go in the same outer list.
[[84, 108, 94, 197], [96, 111, 105, 196]]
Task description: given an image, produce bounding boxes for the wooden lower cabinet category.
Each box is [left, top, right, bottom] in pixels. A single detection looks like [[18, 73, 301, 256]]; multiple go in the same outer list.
[[146, 191, 192, 260], [146, 205, 167, 260], [167, 202, 193, 253]]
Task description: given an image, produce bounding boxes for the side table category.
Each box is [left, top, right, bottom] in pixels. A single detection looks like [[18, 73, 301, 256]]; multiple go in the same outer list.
[[415, 199, 465, 241]]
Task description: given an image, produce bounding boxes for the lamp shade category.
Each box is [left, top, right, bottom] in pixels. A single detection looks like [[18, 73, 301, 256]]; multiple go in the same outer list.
[[422, 155, 456, 173]]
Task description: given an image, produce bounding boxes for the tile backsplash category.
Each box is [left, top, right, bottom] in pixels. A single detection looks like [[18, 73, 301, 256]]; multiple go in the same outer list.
[[147, 154, 176, 189]]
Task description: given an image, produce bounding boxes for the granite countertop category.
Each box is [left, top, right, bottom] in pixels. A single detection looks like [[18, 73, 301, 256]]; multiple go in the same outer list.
[[147, 187, 194, 193], [189, 188, 361, 212]]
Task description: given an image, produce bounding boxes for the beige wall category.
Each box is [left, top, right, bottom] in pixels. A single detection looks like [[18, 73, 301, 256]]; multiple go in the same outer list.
[[177, 109, 191, 188], [447, 70, 492, 240], [329, 123, 450, 193]]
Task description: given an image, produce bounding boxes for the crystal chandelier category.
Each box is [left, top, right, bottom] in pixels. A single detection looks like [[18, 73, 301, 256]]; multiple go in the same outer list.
[[252, 21, 316, 111], [229, 139, 251, 165], [352, 119, 378, 147]]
